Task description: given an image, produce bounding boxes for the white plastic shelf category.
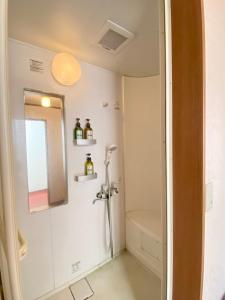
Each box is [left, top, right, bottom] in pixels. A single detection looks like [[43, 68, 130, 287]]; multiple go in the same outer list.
[[74, 173, 97, 183], [74, 139, 96, 146]]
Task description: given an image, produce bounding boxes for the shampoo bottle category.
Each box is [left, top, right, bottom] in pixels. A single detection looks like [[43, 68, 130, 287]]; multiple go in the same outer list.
[[85, 153, 94, 175], [74, 118, 83, 140], [84, 118, 93, 140]]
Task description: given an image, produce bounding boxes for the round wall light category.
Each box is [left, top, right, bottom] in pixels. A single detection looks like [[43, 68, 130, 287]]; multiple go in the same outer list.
[[51, 53, 81, 86]]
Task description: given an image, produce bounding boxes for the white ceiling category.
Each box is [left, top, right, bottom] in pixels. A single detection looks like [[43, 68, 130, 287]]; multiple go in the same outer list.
[[8, 0, 160, 77]]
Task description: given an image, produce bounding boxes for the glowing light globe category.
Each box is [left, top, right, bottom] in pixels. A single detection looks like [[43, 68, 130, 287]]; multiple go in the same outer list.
[[52, 53, 81, 86]]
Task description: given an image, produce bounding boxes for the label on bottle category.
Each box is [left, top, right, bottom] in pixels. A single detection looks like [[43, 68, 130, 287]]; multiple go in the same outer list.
[[76, 129, 82, 139], [87, 165, 93, 175], [87, 130, 93, 140]]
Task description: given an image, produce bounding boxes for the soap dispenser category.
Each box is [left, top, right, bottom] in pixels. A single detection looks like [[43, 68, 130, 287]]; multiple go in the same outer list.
[[84, 118, 93, 140], [74, 118, 83, 140], [85, 153, 94, 175]]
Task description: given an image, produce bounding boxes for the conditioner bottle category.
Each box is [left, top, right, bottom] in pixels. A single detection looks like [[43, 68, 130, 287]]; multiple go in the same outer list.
[[84, 118, 93, 140]]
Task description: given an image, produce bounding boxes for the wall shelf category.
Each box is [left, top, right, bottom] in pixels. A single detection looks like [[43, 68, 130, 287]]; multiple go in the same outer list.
[[74, 139, 96, 146], [74, 173, 97, 183]]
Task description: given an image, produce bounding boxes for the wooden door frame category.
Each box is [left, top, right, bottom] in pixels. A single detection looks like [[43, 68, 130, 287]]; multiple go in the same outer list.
[[171, 1, 205, 299]]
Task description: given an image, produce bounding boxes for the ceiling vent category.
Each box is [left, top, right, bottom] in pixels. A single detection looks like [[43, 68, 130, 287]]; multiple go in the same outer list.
[[95, 20, 134, 54]]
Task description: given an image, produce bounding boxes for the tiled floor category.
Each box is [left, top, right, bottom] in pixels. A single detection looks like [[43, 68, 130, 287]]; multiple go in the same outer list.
[[47, 251, 161, 300], [47, 288, 72, 300]]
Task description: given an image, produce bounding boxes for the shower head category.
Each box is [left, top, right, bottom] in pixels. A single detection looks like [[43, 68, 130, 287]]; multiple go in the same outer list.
[[105, 144, 117, 166], [107, 144, 117, 152]]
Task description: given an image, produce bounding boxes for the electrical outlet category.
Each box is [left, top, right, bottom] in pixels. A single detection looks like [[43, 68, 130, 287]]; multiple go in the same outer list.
[[205, 182, 213, 212], [71, 261, 81, 274]]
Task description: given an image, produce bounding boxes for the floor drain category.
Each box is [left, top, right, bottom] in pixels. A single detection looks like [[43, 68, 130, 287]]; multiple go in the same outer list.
[[70, 278, 94, 300]]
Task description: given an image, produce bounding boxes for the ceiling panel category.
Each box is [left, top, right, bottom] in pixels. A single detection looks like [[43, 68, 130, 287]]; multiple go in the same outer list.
[[8, 0, 160, 77]]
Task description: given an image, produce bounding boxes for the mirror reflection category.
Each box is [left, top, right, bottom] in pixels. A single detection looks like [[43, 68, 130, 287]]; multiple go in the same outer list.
[[24, 90, 68, 213], [26, 120, 49, 211]]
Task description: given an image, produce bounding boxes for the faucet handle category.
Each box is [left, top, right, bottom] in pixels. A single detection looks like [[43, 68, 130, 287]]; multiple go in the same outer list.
[[111, 182, 119, 195], [93, 191, 102, 204], [96, 192, 102, 199], [114, 188, 119, 194]]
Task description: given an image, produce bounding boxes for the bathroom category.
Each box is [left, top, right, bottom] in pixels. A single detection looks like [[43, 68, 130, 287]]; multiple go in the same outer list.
[[6, 0, 167, 299]]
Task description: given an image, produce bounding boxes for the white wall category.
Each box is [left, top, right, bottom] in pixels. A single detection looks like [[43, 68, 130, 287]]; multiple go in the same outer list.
[[203, 1, 225, 299], [123, 76, 162, 213], [9, 39, 125, 300]]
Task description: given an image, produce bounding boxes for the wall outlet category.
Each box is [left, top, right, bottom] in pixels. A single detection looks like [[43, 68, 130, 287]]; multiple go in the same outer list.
[[71, 261, 81, 274], [205, 182, 213, 212]]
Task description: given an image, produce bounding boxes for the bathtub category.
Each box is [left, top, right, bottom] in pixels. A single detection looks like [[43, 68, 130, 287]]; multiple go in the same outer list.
[[126, 210, 162, 278]]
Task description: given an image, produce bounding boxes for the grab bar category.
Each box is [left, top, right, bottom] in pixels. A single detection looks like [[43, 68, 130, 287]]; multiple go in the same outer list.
[[18, 230, 27, 261]]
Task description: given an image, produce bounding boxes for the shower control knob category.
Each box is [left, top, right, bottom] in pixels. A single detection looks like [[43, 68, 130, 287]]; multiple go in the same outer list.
[[96, 192, 102, 199], [110, 182, 119, 195], [114, 188, 119, 194]]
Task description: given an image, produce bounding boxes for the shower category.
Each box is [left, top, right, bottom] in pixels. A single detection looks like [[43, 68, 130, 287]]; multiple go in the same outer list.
[[5, 0, 166, 298], [105, 144, 117, 166], [93, 144, 118, 259]]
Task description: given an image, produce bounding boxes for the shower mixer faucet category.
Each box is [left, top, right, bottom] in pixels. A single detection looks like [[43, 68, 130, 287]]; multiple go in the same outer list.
[[93, 183, 118, 204]]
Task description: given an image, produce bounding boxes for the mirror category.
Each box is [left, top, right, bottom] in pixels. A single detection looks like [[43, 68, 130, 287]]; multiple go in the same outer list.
[[24, 89, 67, 213]]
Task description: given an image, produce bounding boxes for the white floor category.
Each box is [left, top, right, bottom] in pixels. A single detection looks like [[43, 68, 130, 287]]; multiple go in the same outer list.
[[47, 251, 161, 300]]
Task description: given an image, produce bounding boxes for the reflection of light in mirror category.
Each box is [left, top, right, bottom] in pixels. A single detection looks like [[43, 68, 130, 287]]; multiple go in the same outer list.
[[41, 96, 51, 107]]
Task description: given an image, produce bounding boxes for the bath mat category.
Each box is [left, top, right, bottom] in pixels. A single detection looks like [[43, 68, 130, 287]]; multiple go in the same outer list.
[[70, 278, 94, 300]]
